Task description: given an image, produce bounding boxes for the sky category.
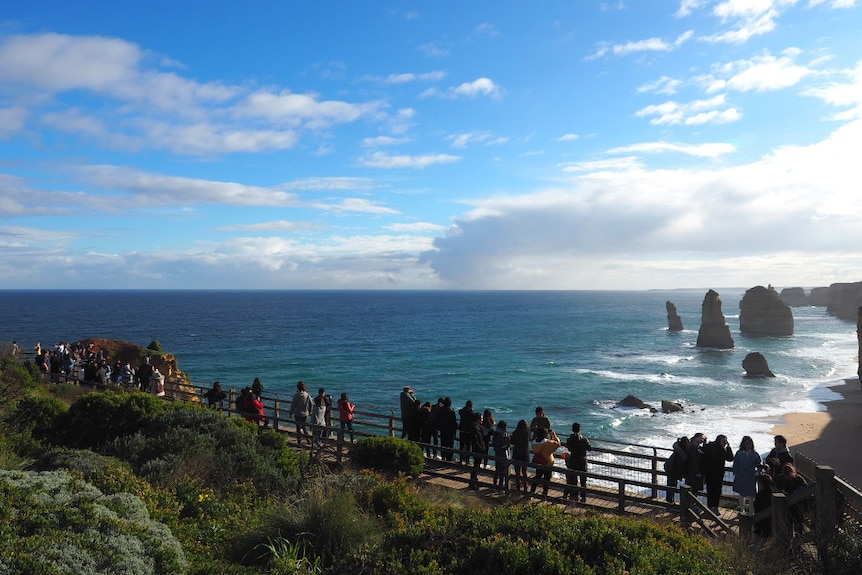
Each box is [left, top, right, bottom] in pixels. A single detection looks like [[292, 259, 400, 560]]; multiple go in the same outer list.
[[1, 0, 861, 291]]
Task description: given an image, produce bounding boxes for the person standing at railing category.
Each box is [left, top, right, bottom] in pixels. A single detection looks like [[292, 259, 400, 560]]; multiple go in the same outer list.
[[337, 392, 355, 443], [703, 434, 733, 513], [511, 419, 530, 492], [205, 381, 227, 409], [418, 402, 434, 455], [685, 432, 707, 500], [732, 436, 762, 515], [458, 400, 475, 465], [492, 420, 510, 490], [251, 377, 264, 398], [311, 394, 327, 445], [399, 386, 419, 440], [663, 436, 690, 503], [529, 406, 550, 441], [468, 412, 486, 490], [481, 409, 495, 467], [438, 398, 457, 462], [290, 381, 313, 445], [317, 387, 334, 438], [530, 427, 561, 496], [564, 422, 592, 503], [426, 398, 444, 458]]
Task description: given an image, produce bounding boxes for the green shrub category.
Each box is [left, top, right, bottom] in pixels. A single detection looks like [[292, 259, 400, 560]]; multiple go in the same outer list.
[[231, 480, 380, 571], [55, 391, 165, 448], [6, 396, 67, 440], [824, 520, 862, 575], [105, 405, 303, 494], [349, 436, 424, 477], [0, 469, 188, 575], [147, 340, 163, 352], [356, 474, 429, 525], [362, 505, 745, 575]]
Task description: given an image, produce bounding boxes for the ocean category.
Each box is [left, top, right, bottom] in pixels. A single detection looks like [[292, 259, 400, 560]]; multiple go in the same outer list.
[[1, 289, 856, 455]]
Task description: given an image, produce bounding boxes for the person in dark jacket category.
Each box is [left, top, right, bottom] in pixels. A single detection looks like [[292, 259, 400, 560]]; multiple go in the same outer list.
[[437, 397, 458, 462], [468, 412, 486, 489], [703, 434, 734, 513], [752, 474, 775, 540], [664, 436, 690, 503], [564, 422, 592, 503], [458, 400, 475, 465], [685, 432, 707, 496]]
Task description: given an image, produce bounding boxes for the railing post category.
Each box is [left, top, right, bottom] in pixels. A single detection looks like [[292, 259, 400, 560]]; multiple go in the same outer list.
[[388, 412, 396, 437], [337, 427, 344, 464], [228, 389, 236, 417], [651, 448, 659, 499], [772, 492, 790, 548], [815, 465, 837, 556], [273, 400, 280, 431], [680, 485, 692, 528], [617, 479, 626, 513]]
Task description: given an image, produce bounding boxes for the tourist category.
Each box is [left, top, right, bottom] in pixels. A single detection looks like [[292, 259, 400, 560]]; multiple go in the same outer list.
[[510, 419, 531, 491], [317, 387, 334, 437], [311, 394, 327, 444], [732, 436, 762, 515], [664, 436, 690, 503], [529, 406, 550, 440], [765, 435, 793, 480], [437, 397, 458, 462], [337, 392, 355, 442], [685, 432, 707, 498], [150, 367, 165, 397], [564, 422, 592, 503], [752, 474, 775, 541], [418, 402, 434, 455], [492, 420, 511, 489], [530, 427, 560, 496], [399, 386, 419, 440], [702, 434, 733, 513], [137, 357, 154, 392], [251, 377, 264, 398], [121, 361, 135, 387], [481, 409, 495, 467], [204, 381, 227, 408], [290, 380, 313, 445], [776, 463, 808, 534], [458, 400, 475, 465], [426, 397, 445, 458], [468, 412, 486, 489]]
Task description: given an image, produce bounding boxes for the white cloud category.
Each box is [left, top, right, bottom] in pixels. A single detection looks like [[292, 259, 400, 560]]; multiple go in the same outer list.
[[803, 61, 862, 118], [473, 23, 501, 37], [607, 141, 737, 157], [587, 30, 693, 60], [418, 42, 449, 57], [357, 151, 462, 169], [0, 106, 27, 138], [236, 90, 384, 128], [638, 76, 683, 95], [313, 198, 400, 214], [702, 0, 798, 44], [560, 156, 644, 173], [447, 131, 508, 148], [422, 118, 862, 288], [635, 94, 742, 125], [386, 222, 447, 232], [422, 77, 504, 99], [557, 133, 580, 142], [702, 52, 815, 93], [384, 71, 445, 83]]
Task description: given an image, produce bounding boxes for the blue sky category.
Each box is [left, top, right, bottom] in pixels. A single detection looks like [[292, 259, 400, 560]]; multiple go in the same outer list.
[[1, 0, 860, 290]]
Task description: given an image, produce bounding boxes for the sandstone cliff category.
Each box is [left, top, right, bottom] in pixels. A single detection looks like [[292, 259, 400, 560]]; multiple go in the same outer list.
[[824, 281, 862, 321], [696, 289, 734, 349], [779, 287, 809, 307], [742, 352, 775, 378], [739, 285, 793, 336], [666, 301, 683, 331]]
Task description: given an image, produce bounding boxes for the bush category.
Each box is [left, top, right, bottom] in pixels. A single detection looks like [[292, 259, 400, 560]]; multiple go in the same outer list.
[[147, 340, 163, 353], [6, 396, 67, 440], [0, 469, 188, 575], [824, 520, 862, 575], [105, 404, 303, 494], [55, 391, 165, 449], [349, 436, 424, 477]]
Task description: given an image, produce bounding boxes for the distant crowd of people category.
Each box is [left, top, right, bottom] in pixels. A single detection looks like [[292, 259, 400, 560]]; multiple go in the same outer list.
[[664, 432, 807, 540]]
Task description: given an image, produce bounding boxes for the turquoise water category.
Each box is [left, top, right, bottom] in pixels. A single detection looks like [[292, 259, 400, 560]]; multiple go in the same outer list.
[[1, 289, 856, 453]]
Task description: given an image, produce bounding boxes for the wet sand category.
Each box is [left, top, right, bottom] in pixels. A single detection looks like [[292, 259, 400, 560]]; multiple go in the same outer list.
[[770, 377, 862, 489]]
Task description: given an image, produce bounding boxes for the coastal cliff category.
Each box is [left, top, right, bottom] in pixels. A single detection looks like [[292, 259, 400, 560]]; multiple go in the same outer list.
[[739, 285, 793, 336], [696, 290, 734, 349]]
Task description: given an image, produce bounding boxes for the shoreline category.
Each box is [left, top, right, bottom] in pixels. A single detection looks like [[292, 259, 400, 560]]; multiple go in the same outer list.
[[769, 376, 862, 488]]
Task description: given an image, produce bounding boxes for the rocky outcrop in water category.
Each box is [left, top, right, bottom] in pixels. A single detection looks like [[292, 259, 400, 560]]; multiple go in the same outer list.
[[779, 287, 809, 307], [824, 282, 862, 321], [616, 395, 657, 413], [696, 290, 734, 349], [739, 285, 794, 336], [809, 287, 829, 306], [666, 301, 683, 331], [661, 400, 684, 413], [742, 352, 775, 378]]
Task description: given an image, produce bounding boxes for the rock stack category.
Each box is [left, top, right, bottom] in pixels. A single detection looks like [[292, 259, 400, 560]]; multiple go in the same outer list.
[[742, 352, 775, 377], [739, 285, 794, 336], [696, 289, 734, 349], [666, 301, 683, 331]]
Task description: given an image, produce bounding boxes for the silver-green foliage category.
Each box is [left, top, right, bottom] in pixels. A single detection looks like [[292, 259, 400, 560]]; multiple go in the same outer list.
[[0, 469, 188, 575]]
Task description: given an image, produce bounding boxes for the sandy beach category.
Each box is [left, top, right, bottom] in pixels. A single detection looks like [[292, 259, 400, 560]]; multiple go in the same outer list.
[[770, 377, 862, 489]]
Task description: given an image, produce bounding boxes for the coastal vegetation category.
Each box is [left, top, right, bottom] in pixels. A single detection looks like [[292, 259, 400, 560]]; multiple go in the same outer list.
[[0, 343, 855, 574]]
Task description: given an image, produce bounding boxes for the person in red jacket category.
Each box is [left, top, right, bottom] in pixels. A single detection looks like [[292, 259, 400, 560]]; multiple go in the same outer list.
[[337, 392, 356, 442]]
